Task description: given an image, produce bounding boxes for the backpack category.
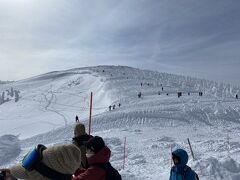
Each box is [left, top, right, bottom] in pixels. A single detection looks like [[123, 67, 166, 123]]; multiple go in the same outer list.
[[181, 166, 199, 180], [95, 162, 122, 180]]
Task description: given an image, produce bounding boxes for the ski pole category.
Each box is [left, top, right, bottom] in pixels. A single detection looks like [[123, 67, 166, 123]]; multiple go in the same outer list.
[[89, 92, 93, 135], [123, 137, 127, 169], [187, 138, 195, 160], [170, 144, 173, 168]]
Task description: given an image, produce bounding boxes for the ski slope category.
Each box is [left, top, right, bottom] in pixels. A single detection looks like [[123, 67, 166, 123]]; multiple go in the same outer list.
[[0, 66, 240, 179]]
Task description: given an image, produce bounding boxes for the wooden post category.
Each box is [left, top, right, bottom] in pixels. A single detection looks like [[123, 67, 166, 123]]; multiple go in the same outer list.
[[123, 137, 127, 169], [187, 138, 195, 160], [227, 134, 230, 157], [88, 92, 93, 135]]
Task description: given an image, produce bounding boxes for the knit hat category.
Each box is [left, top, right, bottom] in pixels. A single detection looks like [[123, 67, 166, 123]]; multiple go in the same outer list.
[[84, 136, 105, 154], [10, 144, 81, 180], [74, 123, 86, 137]]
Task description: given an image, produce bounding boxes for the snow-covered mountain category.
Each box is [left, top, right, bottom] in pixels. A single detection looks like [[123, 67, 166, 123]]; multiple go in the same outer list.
[[0, 66, 240, 179]]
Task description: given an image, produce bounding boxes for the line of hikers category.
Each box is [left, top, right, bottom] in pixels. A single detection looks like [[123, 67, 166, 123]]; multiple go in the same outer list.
[[100, 70, 238, 101], [109, 103, 121, 111], [138, 91, 204, 98], [140, 82, 163, 87], [0, 122, 199, 180]]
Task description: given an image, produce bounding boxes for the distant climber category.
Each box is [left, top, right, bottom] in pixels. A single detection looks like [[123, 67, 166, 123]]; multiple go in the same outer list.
[[199, 92, 203, 96], [236, 94, 238, 99], [169, 149, 199, 180], [76, 115, 79, 123], [166, 93, 169, 96], [177, 92, 182, 98], [141, 83, 143, 86], [109, 105, 112, 111], [138, 92, 142, 98], [162, 87, 164, 91], [188, 92, 190, 96], [118, 103, 121, 108], [113, 104, 116, 110]]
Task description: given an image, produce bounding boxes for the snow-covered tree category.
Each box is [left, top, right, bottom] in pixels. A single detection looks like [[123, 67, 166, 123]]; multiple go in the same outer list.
[[10, 87, 14, 97], [14, 90, 20, 102], [1, 92, 5, 103]]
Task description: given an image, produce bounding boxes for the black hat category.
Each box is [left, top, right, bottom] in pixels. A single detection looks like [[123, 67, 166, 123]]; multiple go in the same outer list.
[[84, 136, 105, 153]]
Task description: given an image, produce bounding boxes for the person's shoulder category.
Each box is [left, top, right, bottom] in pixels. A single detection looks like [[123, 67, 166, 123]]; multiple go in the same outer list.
[[74, 168, 86, 176], [170, 165, 177, 172], [88, 166, 106, 176], [74, 167, 105, 179], [185, 167, 197, 179]]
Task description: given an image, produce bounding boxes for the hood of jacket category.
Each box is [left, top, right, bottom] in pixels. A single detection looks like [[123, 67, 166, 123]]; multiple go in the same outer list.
[[87, 146, 111, 165], [172, 149, 188, 167]]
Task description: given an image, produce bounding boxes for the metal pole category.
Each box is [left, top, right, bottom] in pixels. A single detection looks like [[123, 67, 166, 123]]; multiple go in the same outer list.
[[187, 138, 195, 160], [123, 137, 127, 169], [89, 92, 93, 135], [170, 144, 173, 167]]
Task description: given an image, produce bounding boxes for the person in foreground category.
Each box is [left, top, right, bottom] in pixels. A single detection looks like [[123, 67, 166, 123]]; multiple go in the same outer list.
[[1, 144, 81, 180], [72, 122, 93, 168], [169, 149, 199, 180], [73, 136, 121, 180]]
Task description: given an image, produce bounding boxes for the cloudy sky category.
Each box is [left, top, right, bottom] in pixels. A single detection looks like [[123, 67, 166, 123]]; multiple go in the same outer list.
[[0, 0, 240, 85]]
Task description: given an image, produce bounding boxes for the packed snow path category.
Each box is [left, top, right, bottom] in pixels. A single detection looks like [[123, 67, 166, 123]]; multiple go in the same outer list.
[[0, 66, 240, 179]]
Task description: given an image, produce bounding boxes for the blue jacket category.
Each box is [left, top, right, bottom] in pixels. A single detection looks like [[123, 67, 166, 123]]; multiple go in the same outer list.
[[169, 149, 197, 180]]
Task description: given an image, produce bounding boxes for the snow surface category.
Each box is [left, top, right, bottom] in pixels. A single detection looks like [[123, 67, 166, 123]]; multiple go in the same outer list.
[[0, 65, 240, 179]]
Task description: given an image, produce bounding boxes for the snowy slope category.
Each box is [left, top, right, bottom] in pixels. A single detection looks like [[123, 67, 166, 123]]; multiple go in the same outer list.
[[0, 68, 111, 138], [0, 66, 240, 180]]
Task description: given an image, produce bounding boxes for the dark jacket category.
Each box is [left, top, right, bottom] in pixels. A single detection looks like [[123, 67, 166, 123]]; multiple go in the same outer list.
[[169, 149, 197, 180], [73, 134, 93, 168]]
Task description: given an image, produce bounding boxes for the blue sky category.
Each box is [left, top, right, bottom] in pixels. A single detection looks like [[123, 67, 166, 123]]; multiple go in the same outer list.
[[0, 0, 240, 85]]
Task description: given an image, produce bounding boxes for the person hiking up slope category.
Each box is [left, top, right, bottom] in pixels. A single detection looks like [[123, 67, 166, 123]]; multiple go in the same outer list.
[[73, 136, 121, 180], [169, 149, 199, 180]]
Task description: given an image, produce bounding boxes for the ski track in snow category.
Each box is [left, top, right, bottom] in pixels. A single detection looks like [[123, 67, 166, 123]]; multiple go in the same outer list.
[[0, 66, 240, 179], [43, 89, 68, 126]]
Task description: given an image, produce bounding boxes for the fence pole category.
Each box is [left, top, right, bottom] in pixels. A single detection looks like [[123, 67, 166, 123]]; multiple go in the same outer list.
[[187, 138, 195, 160], [123, 137, 127, 169], [170, 144, 173, 168], [88, 92, 93, 135], [227, 133, 230, 157]]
